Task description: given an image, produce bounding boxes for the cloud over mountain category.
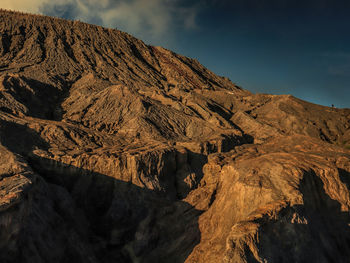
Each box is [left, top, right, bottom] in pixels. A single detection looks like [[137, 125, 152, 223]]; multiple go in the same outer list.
[[1, 0, 199, 43]]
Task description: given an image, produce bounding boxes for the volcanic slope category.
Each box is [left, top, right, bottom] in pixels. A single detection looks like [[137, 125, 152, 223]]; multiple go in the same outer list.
[[0, 9, 350, 263]]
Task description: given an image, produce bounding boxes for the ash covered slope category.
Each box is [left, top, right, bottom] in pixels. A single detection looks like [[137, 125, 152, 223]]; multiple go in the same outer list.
[[0, 8, 247, 142], [0, 9, 350, 263]]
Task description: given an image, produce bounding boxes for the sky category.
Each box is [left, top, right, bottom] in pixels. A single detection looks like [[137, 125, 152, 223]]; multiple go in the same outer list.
[[1, 0, 350, 108]]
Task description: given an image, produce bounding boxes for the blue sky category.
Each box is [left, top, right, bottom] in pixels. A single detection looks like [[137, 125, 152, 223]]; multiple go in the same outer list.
[[2, 0, 350, 108]]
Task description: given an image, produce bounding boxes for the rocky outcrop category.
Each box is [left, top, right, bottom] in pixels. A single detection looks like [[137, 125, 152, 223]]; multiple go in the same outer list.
[[0, 145, 98, 263], [185, 135, 350, 262], [0, 9, 349, 263]]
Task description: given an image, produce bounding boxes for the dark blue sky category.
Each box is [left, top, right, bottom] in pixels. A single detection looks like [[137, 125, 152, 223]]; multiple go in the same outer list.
[[3, 0, 350, 108], [167, 0, 350, 108]]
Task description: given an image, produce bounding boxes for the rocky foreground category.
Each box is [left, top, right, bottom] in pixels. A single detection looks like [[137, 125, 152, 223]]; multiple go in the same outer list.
[[0, 10, 350, 263]]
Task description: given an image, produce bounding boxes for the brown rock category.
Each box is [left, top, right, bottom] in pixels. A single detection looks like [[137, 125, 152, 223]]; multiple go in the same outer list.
[[185, 135, 350, 262], [0, 9, 349, 263]]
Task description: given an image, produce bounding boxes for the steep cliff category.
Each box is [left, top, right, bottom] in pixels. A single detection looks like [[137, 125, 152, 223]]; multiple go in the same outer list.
[[0, 9, 349, 263]]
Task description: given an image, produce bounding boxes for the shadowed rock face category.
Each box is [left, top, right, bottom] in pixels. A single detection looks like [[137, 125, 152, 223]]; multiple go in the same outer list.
[[0, 9, 350, 263]]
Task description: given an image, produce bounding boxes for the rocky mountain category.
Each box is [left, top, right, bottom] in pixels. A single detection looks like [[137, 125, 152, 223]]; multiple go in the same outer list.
[[0, 9, 350, 263]]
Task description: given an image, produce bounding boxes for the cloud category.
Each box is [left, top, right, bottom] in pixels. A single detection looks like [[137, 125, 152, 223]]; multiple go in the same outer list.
[[0, 0, 200, 45], [320, 52, 350, 77], [328, 64, 350, 77], [321, 52, 350, 60], [0, 0, 46, 13]]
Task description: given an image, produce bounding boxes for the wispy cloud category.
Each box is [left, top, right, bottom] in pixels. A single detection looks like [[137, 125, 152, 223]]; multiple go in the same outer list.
[[321, 52, 350, 60], [320, 52, 350, 77], [1, 0, 200, 45], [328, 64, 350, 77]]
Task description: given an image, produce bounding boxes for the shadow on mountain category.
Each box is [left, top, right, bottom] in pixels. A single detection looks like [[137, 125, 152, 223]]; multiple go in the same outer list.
[[339, 168, 350, 190], [186, 150, 207, 190], [255, 169, 350, 263], [0, 118, 50, 154], [0, 119, 202, 263], [0, 75, 66, 120], [20, 76, 67, 120]]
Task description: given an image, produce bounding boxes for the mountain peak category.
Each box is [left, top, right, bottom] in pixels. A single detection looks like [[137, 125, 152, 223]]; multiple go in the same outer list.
[[1, 10, 350, 263]]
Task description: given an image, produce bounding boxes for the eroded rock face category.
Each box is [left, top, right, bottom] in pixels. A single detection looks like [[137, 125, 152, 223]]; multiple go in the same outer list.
[[185, 135, 350, 262], [0, 9, 349, 263]]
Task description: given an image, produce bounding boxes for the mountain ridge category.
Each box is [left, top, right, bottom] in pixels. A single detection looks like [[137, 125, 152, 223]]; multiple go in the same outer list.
[[0, 9, 350, 263]]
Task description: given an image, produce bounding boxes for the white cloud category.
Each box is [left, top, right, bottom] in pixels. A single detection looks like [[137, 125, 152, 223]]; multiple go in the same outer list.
[[102, 0, 172, 37], [0, 0, 200, 45]]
